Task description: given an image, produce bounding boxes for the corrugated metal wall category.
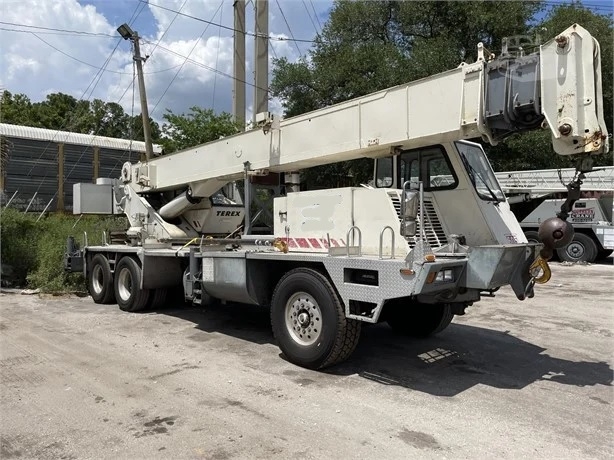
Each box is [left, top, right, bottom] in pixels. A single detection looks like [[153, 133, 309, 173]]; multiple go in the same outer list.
[[0, 137, 137, 212]]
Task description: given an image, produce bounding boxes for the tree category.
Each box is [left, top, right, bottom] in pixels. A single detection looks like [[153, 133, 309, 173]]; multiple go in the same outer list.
[[271, 0, 542, 187], [33, 93, 91, 132], [0, 91, 161, 145], [0, 91, 35, 125], [160, 107, 240, 153]]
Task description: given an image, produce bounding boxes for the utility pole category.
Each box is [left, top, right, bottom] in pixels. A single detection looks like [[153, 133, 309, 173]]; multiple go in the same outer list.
[[253, 0, 269, 122], [117, 23, 154, 162], [233, 0, 246, 129]]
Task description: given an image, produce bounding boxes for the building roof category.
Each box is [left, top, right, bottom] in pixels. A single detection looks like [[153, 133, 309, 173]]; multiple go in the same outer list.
[[0, 123, 162, 153]]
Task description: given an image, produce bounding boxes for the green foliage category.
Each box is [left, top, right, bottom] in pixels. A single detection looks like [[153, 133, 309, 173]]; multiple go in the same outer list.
[[272, 1, 612, 180], [0, 91, 35, 125], [160, 107, 240, 153], [0, 208, 125, 292], [272, 0, 541, 186], [0, 90, 162, 143], [272, 0, 541, 114], [0, 209, 38, 285]]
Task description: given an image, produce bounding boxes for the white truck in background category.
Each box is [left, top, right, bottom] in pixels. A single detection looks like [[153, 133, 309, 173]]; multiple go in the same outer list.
[[496, 167, 614, 263], [65, 24, 609, 369]]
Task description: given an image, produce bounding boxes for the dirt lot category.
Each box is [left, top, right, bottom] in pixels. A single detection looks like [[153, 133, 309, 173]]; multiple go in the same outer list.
[[1, 260, 612, 459]]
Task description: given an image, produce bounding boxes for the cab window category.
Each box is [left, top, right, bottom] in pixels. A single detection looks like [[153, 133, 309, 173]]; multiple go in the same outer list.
[[399, 145, 457, 190]]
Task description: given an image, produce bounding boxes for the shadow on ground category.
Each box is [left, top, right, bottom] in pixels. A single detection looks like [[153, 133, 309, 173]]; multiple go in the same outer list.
[[158, 299, 613, 397]]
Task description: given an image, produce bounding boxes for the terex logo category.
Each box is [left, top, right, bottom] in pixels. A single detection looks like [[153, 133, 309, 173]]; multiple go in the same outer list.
[[216, 210, 242, 217]]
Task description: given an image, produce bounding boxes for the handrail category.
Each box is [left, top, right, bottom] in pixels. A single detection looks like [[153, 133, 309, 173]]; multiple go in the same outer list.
[[346, 226, 362, 257], [379, 226, 395, 259]]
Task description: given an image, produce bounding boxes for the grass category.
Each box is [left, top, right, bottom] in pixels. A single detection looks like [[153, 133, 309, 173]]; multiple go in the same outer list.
[[0, 208, 126, 292]]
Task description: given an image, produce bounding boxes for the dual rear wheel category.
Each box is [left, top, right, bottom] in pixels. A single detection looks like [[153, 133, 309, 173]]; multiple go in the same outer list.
[[88, 255, 167, 312]]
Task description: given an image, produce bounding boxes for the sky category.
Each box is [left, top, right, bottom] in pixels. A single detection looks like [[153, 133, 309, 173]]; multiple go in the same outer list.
[[0, 0, 611, 127], [0, 0, 332, 124]]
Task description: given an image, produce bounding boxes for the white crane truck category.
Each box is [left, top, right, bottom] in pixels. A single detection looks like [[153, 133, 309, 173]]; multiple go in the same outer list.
[[65, 24, 609, 369]]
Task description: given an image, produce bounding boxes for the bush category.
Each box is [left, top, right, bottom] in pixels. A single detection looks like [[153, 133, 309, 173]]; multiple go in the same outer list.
[[0, 208, 126, 292]]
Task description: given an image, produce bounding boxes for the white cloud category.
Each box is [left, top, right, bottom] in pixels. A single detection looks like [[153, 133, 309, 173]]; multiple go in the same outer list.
[[0, 0, 331, 126]]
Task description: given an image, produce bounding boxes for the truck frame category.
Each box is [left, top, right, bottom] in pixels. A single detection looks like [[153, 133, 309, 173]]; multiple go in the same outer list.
[[65, 24, 609, 369]]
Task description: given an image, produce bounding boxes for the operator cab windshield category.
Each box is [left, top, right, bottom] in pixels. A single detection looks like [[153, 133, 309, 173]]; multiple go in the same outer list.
[[455, 142, 505, 203]]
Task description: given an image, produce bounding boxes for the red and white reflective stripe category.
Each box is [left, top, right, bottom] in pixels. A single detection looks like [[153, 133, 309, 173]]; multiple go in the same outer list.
[[307, 238, 322, 248], [277, 237, 345, 251]]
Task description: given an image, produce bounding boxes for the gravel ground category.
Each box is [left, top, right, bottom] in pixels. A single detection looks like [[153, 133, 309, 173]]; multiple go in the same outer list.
[[1, 260, 612, 459]]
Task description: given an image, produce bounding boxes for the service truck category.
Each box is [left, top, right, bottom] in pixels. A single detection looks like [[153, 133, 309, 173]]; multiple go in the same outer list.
[[495, 167, 614, 263], [65, 24, 609, 369]]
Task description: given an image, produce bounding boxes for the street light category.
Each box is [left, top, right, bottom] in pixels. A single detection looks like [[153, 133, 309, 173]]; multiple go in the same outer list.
[[117, 23, 135, 40], [116, 23, 153, 161]]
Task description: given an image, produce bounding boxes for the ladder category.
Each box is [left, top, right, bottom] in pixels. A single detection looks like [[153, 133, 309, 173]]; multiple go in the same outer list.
[[495, 167, 614, 197]]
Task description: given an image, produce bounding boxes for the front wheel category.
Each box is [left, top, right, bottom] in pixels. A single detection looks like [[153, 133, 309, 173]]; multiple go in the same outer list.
[[386, 301, 454, 338], [556, 233, 598, 263], [270, 268, 361, 369], [114, 257, 151, 312]]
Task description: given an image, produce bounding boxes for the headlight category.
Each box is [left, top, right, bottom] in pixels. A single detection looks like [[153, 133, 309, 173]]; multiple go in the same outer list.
[[435, 269, 454, 283]]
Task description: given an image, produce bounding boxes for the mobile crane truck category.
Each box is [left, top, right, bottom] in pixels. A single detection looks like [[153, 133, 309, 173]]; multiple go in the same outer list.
[[65, 24, 609, 369]]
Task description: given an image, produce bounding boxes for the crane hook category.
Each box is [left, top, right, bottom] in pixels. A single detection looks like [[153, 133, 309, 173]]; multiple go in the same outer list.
[[529, 255, 552, 284]]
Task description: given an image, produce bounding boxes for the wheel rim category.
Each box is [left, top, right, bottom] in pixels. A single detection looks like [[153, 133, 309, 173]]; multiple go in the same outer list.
[[117, 267, 133, 302], [566, 241, 585, 260], [284, 292, 322, 346], [91, 264, 104, 295]]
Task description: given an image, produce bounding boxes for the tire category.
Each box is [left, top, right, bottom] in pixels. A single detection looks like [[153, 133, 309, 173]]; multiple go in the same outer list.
[[147, 288, 168, 310], [114, 257, 151, 312], [88, 254, 115, 304], [270, 268, 361, 370], [524, 230, 540, 244], [597, 249, 613, 261], [387, 301, 454, 338], [556, 233, 598, 263]]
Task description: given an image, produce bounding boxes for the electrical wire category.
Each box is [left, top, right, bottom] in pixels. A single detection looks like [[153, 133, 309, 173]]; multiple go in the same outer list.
[[140, 0, 189, 60], [1, 27, 181, 75], [302, 1, 320, 37], [142, 39, 270, 93], [276, 0, 303, 57], [0, 20, 117, 37], [309, 0, 323, 31], [25, 1, 146, 199], [212, 3, 224, 110], [141, 0, 317, 43], [148, 1, 225, 118]]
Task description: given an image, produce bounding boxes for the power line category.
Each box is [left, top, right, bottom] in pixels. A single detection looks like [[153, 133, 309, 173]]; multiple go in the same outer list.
[[0, 26, 116, 39], [140, 0, 317, 43], [309, 0, 323, 31], [0, 27, 182, 75], [142, 39, 270, 93], [140, 0, 189, 60], [26, 1, 146, 195], [276, 0, 303, 57], [212, 2, 224, 110], [302, 1, 321, 37], [0, 20, 117, 37], [540, 1, 613, 11], [147, 0, 227, 117]]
